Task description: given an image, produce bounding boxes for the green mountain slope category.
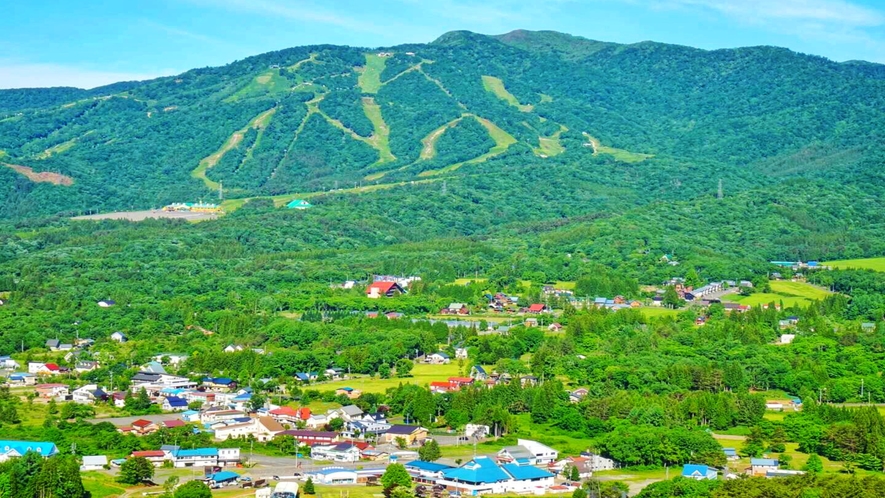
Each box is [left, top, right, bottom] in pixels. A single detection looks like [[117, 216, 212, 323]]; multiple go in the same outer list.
[[0, 31, 884, 220]]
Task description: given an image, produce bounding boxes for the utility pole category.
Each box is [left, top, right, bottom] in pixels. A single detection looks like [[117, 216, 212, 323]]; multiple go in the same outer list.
[[717, 178, 723, 199], [218, 181, 223, 201]]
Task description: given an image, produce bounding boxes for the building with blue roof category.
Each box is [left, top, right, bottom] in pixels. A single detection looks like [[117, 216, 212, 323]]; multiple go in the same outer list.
[[723, 448, 738, 460], [437, 456, 554, 494], [162, 396, 188, 412], [208, 470, 240, 483], [751, 458, 779, 476], [0, 440, 59, 461], [406, 460, 454, 480], [681, 464, 717, 480]]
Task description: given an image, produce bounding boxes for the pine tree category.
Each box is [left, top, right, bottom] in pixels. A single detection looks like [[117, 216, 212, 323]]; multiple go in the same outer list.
[[303, 477, 316, 495]]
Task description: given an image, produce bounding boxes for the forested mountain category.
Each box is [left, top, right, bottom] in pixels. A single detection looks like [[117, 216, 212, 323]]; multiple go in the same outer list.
[[1, 29, 884, 221]]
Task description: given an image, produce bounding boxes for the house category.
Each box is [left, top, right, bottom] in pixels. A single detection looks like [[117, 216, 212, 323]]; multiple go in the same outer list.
[[520, 375, 539, 387], [682, 464, 717, 480], [569, 388, 589, 404], [74, 361, 99, 373], [470, 365, 488, 381], [548, 323, 563, 332], [342, 418, 391, 439], [435, 456, 555, 495], [287, 199, 312, 210], [172, 448, 230, 468], [97, 300, 116, 308], [142, 361, 167, 374], [497, 439, 558, 465], [779, 334, 796, 345], [455, 347, 468, 360], [213, 417, 284, 442], [202, 408, 246, 424], [295, 372, 318, 383], [366, 281, 405, 299], [181, 410, 201, 422], [527, 304, 548, 314], [269, 406, 311, 425], [722, 303, 750, 313], [306, 467, 359, 485], [0, 356, 20, 370], [7, 372, 35, 386], [723, 448, 738, 461], [162, 420, 186, 429], [276, 430, 338, 446], [208, 470, 240, 486], [162, 396, 188, 412], [0, 441, 59, 462], [35, 383, 69, 398], [131, 450, 167, 467], [406, 460, 455, 481], [337, 405, 364, 421], [325, 367, 345, 380], [110, 331, 127, 342], [382, 425, 428, 445], [430, 381, 454, 394], [202, 377, 237, 391], [152, 353, 189, 366], [223, 344, 244, 353], [751, 458, 779, 476], [45, 339, 60, 351], [28, 362, 60, 376], [425, 352, 450, 364], [80, 455, 108, 471], [551, 454, 615, 479], [312, 442, 363, 463], [72, 384, 107, 404], [131, 419, 158, 435], [524, 318, 538, 327], [111, 392, 127, 408], [441, 303, 469, 315], [335, 387, 362, 400]]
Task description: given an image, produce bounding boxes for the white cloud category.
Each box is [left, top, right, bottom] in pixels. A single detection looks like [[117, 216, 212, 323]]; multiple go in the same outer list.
[[0, 63, 176, 90], [185, 0, 388, 34]]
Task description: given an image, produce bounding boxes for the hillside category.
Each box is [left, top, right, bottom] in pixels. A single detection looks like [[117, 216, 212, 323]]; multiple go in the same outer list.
[[1, 30, 884, 221]]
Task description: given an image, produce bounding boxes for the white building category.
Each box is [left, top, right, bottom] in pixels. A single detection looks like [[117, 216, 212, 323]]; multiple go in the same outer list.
[[80, 455, 108, 471], [306, 467, 359, 485], [497, 439, 559, 465]]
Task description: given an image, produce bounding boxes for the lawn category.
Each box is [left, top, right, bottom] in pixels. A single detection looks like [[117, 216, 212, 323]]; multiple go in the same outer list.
[[225, 69, 291, 102], [317, 362, 472, 393], [638, 307, 680, 318], [358, 54, 386, 94], [481, 76, 533, 112], [722, 280, 831, 308], [823, 257, 885, 271], [80, 472, 128, 498]]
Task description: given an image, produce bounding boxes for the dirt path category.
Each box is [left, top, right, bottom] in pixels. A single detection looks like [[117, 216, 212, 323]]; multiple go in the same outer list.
[[3, 163, 74, 186]]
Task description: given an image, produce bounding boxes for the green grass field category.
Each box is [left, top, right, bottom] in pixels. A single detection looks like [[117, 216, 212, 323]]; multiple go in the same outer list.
[[582, 132, 652, 163], [535, 125, 567, 157], [80, 472, 128, 498], [361, 97, 395, 164], [824, 257, 885, 271], [192, 108, 277, 190], [418, 116, 517, 177], [638, 307, 681, 318], [481, 76, 533, 112], [317, 362, 471, 393], [226, 69, 291, 102], [358, 54, 386, 94], [722, 280, 831, 308]]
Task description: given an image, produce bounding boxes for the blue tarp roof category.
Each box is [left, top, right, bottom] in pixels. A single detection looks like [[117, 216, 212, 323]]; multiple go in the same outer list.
[[209, 471, 239, 482], [443, 457, 510, 484], [501, 463, 553, 480], [407, 460, 454, 472], [682, 464, 711, 477], [176, 448, 218, 457]]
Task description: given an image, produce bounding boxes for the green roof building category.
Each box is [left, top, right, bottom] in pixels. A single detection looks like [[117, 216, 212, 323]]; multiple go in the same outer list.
[[287, 199, 312, 210]]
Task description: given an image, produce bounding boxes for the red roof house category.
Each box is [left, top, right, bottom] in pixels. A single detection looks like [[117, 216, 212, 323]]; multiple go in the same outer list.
[[528, 304, 548, 313], [366, 281, 405, 299], [44, 363, 61, 372]]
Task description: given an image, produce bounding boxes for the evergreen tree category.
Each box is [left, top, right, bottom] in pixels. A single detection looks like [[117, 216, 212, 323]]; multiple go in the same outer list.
[[303, 477, 316, 495], [418, 439, 441, 462], [381, 463, 412, 496]]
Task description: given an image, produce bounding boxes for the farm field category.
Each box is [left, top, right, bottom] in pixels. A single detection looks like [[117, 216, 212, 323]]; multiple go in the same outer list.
[[638, 307, 680, 318], [721, 280, 831, 308], [823, 257, 885, 271], [318, 362, 471, 393]]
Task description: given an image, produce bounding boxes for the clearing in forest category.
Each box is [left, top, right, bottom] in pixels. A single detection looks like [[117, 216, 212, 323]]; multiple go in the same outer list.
[[482, 75, 533, 112], [721, 281, 831, 308], [535, 124, 568, 157], [34, 131, 94, 160], [286, 53, 319, 71], [420, 117, 465, 160], [361, 97, 395, 164], [3, 163, 74, 186], [357, 54, 386, 94], [225, 69, 290, 102], [418, 115, 517, 177], [823, 257, 885, 271], [582, 132, 652, 163], [192, 107, 277, 190]]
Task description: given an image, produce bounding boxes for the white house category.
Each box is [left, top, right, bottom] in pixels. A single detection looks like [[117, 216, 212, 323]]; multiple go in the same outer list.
[[311, 443, 362, 463], [213, 417, 284, 442], [80, 455, 108, 471], [72, 384, 107, 404], [779, 334, 796, 345], [751, 458, 779, 476], [497, 439, 559, 465], [0, 356, 20, 370], [425, 352, 450, 364], [110, 331, 127, 343], [337, 405, 364, 422]]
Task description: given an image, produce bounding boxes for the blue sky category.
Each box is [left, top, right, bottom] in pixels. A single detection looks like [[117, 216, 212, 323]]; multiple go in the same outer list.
[[2, 0, 885, 89]]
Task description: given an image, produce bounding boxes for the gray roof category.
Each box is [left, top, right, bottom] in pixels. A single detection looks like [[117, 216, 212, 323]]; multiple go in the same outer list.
[[501, 445, 533, 459], [82, 455, 107, 466], [340, 405, 364, 416]]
